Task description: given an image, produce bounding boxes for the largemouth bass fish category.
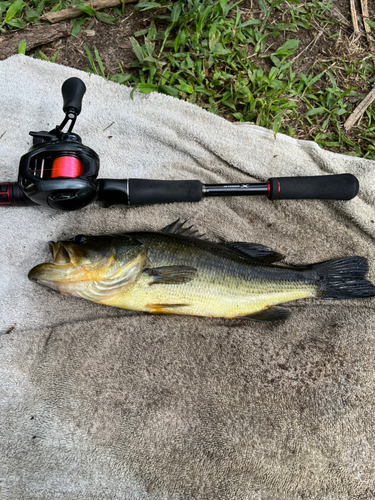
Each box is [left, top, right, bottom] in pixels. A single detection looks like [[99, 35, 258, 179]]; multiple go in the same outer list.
[[29, 220, 375, 321]]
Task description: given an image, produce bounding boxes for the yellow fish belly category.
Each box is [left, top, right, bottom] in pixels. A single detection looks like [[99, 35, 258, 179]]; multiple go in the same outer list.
[[100, 272, 318, 319]]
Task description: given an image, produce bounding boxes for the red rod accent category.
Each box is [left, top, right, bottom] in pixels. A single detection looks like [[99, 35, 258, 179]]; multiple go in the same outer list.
[[0, 183, 11, 205], [277, 179, 281, 199], [267, 181, 270, 198]]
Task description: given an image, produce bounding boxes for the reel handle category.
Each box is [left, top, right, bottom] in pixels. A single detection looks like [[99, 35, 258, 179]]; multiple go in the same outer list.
[[62, 77, 86, 117]]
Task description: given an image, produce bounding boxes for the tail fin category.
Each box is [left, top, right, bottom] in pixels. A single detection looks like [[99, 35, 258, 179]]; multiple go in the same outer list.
[[313, 257, 375, 300]]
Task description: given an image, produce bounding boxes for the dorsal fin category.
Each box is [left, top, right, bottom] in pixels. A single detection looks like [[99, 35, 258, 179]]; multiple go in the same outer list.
[[220, 242, 284, 263], [160, 220, 207, 240]]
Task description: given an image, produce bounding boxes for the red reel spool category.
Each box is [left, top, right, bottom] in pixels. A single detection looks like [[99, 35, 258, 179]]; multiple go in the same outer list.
[[51, 156, 84, 179]]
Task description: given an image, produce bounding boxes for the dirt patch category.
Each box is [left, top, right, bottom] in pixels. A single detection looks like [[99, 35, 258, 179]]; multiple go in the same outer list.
[[33, 4, 146, 72]]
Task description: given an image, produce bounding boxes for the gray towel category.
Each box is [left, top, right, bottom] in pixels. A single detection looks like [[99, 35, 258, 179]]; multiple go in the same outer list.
[[1, 54, 375, 499]]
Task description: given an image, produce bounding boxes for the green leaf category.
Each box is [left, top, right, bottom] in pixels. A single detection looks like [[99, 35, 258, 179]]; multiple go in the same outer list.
[[305, 70, 325, 88], [333, 108, 347, 116], [272, 113, 282, 138], [305, 106, 326, 116], [94, 46, 105, 77], [239, 86, 253, 103], [176, 83, 194, 93], [274, 39, 299, 56], [37, 51, 49, 61], [18, 39, 26, 55], [238, 19, 260, 28], [322, 116, 330, 130], [144, 37, 155, 57], [171, 2, 181, 23], [50, 4, 62, 13], [269, 22, 298, 32], [174, 34, 180, 52], [130, 37, 145, 62], [113, 7, 123, 17], [71, 16, 87, 37], [136, 83, 158, 93], [214, 43, 231, 55], [270, 55, 280, 68], [51, 50, 59, 63], [269, 66, 279, 81], [110, 73, 132, 84], [96, 12, 117, 24], [134, 28, 149, 37], [35, 1, 44, 16], [366, 20, 375, 29], [6, 18, 26, 28], [4, 0, 25, 22], [158, 85, 180, 97], [84, 45, 98, 75], [136, 1, 162, 11], [25, 6, 38, 22], [258, 0, 268, 14], [77, 3, 96, 16]]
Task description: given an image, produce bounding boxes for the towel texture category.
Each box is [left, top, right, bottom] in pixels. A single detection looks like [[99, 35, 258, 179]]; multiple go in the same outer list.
[[1, 54, 375, 499]]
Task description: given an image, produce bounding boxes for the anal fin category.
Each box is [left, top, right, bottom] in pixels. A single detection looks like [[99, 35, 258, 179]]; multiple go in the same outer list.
[[146, 303, 190, 314], [239, 306, 291, 322]]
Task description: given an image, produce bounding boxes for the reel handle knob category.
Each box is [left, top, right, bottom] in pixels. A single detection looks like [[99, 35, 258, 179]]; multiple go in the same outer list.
[[62, 77, 86, 117]]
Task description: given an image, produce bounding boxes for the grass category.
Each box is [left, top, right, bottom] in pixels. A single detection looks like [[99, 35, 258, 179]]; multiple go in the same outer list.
[[2, 0, 375, 159]]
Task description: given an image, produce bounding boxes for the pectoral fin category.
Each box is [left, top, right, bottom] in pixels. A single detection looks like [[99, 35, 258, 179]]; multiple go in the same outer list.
[[239, 306, 291, 322], [144, 265, 197, 285]]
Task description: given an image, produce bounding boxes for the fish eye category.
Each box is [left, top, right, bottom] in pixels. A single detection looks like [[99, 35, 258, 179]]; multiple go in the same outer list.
[[74, 234, 87, 244]]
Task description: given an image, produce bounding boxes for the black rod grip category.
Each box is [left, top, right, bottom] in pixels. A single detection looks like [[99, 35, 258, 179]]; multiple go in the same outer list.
[[62, 77, 86, 116], [128, 179, 203, 205], [267, 174, 359, 200]]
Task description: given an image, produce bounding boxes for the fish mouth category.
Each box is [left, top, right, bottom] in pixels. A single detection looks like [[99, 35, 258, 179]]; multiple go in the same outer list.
[[28, 241, 74, 285]]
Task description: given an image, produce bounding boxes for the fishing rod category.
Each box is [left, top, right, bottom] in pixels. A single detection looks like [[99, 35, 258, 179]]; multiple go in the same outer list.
[[0, 77, 359, 211]]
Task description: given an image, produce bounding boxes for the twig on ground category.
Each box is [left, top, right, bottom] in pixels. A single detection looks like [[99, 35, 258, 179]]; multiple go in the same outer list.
[[331, 6, 351, 27], [359, 0, 375, 65], [0, 23, 70, 60], [344, 86, 375, 131], [40, 0, 139, 24], [349, 0, 360, 36]]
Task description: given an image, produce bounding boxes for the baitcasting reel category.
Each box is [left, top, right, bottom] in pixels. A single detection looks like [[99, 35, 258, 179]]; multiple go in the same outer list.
[[1, 78, 99, 211], [0, 77, 359, 211]]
